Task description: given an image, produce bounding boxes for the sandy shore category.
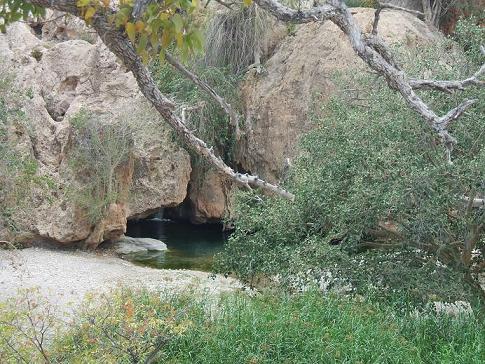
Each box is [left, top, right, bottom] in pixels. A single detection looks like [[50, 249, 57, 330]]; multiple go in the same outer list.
[[0, 247, 242, 316]]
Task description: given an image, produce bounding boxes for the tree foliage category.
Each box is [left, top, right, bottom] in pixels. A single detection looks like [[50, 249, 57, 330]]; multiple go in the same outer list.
[[215, 21, 485, 304], [1, 0, 204, 59], [0, 0, 45, 32], [79, 0, 204, 61]]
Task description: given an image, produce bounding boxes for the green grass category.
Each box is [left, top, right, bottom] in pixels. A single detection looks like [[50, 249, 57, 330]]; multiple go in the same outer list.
[[8, 289, 475, 363], [161, 292, 484, 364]]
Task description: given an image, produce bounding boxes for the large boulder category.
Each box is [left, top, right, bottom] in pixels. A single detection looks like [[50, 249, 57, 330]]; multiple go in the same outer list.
[[237, 8, 439, 183], [0, 19, 191, 248], [114, 236, 168, 255]]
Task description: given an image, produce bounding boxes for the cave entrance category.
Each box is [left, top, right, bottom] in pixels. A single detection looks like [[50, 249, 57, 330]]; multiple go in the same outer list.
[[125, 211, 228, 271]]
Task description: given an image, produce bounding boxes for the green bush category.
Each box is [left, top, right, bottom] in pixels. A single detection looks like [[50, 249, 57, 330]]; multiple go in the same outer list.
[[215, 19, 485, 305], [453, 15, 485, 64], [153, 59, 241, 166], [49, 289, 202, 363], [67, 110, 134, 224], [0, 288, 59, 364]]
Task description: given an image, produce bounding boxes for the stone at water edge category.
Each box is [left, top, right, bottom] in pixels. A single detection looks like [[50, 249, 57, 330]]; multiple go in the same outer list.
[[114, 236, 167, 255]]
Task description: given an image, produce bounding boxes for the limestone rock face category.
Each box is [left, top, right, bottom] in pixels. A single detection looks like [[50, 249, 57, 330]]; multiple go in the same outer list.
[[0, 18, 190, 247], [188, 169, 232, 224], [237, 8, 438, 182]]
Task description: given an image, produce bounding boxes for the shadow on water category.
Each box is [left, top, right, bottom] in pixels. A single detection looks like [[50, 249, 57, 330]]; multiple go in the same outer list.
[[125, 218, 227, 271]]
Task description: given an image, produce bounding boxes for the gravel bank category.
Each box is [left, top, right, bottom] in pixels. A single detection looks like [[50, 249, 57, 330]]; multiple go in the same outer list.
[[0, 247, 241, 316]]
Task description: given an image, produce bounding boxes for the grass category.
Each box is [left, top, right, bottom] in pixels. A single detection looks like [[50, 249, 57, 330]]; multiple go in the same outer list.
[[161, 292, 484, 364], [2, 288, 480, 363]]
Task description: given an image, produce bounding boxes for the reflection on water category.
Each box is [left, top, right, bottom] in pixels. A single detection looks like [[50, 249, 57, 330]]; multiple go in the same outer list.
[[125, 218, 226, 271]]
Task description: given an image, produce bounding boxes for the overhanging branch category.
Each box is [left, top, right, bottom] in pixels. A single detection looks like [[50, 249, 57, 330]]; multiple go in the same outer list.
[[372, 1, 425, 35], [254, 0, 480, 163], [25, 0, 294, 200], [164, 52, 241, 140], [410, 62, 485, 93]]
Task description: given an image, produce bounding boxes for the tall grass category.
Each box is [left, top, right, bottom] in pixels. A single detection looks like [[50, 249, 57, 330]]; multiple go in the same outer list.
[[204, 5, 270, 74], [4, 289, 475, 363]]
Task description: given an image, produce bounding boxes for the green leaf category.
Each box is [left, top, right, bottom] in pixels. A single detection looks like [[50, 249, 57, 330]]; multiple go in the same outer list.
[[137, 34, 148, 53], [125, 22, 136, 42], [84, 7, 96, 22], [77, 0, 91, 7], [171, 13, 183, 33]]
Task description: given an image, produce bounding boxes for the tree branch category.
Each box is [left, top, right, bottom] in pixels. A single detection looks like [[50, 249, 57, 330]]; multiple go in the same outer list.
[[164, 52, 241, 140], [462, 196, 485, 208], [254, 0, 478, 163], [409, 62, 485, 92], [373, 1, 425, 35], [252, 0, 338, 22], [25, 0, 294, 200], [437, 99, 477, 129]]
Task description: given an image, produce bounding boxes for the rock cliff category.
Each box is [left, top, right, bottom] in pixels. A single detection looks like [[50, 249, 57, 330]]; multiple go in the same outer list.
[[0, 17, 191, 247], [0, 8, 439, 245], [237, 8, 438, 182]]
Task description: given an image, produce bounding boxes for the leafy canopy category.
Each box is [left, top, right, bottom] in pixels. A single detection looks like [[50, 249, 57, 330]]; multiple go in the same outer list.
[[0, 0, 45, 32], [0, 0, 209, 61]]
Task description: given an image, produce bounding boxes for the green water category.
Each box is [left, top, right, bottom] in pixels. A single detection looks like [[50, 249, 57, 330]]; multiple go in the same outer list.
[[125, 219, 226, 271]]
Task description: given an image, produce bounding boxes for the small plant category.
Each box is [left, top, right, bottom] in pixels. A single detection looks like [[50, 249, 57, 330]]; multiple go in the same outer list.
[[51, 288, 201, 363], [30, 48, 43, 62], [203, 5, 271, 74], [0, 288, 59, 364]]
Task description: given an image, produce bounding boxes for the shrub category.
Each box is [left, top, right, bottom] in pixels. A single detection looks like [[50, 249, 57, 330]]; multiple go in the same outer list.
[[0, 288, 59, 364], [50, 289, 202, 363], [153, 59, 241, 165], [67, 110, 134, 224], [215, 19, 485, 305], [203, 5, 271, 75]]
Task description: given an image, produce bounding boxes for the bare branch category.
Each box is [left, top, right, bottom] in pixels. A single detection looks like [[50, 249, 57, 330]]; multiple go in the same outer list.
[[252, 0, 338, 23], [462, 196, 485, 208], [164, 52, 241, 140], [410, 63, 485, 92], [380, 2, 425, 18], [438, 99, 476, 129], [373, 1, 426, 35], [365, 35, 401, 70]]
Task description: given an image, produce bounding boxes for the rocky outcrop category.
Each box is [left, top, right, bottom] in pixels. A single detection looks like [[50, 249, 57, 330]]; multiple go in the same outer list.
[[0, 8, 440, 239], [237, 8, 438, 182], [0, 17, 191, 247]]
